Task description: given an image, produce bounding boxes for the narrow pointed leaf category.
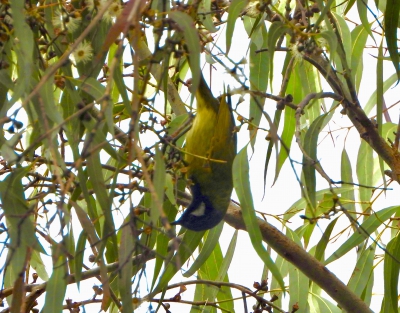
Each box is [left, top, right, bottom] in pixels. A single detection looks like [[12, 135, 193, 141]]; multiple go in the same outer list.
[[302, 114, 328, 211], [119, 223, 134, 313], [169, 11, 200, 92], [233, 146, 285, 290], [382, 235, 400, 312], [226, 0, 248, 53], [347, 244, 375, 297], [356, 0, 374, 39], [324, 206, 400, 264], [286, 228, 309, 311], [384, 0, 400, 80], [42, 246, 67, 313], [151, 147, 166, 226], [154, 230, 204, 293], [356, 141, 373, 213], [74, 231, 88, 289], [184, 222, 224, 277]]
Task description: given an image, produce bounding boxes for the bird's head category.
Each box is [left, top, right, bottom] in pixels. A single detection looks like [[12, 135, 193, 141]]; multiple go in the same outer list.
[[171, 183, 225, 231]]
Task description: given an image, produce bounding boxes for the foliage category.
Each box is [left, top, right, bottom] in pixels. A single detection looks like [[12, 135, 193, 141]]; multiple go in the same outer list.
[[0, 0, 399, 312]]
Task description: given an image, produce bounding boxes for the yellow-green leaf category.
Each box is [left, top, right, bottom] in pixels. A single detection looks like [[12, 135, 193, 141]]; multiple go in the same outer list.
[[324, 206, 400, 264], [233, 146, 285, 291]]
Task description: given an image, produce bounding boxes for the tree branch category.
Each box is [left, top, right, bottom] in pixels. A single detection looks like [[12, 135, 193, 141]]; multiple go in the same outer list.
[[303, 53, 400, 184], [224, 203, 373, 313]]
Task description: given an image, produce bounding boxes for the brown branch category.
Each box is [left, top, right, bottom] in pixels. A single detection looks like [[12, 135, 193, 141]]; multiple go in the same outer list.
[[0, 251, 156, 299], [224, 202, 373, 313], [148, 280, 286, 312], [18, 0, 116, 110], [294, 92, 343, 184], [303, 53, 400, 183]]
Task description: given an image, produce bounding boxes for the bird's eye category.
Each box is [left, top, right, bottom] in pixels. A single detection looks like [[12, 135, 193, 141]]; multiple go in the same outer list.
[[190, 202, 206, 216]]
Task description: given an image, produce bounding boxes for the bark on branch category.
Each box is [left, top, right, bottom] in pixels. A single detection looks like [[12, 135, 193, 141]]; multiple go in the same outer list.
[[224, 203, 373, 313]]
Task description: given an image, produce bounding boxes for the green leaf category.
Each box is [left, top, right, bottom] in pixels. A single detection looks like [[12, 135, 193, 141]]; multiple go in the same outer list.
[[298, 64, 321, 125], [164, 174, 177, 206], [384, 0, 400, 80], [0, 169, 44, 253], [314, 218, 338, 262], [216, 262, 235, 311], [151, 221, 170, 291], [332, 12, 352, 67], [169, 11, 201, 93], [30, 251, 49, 281], [382, 122, 398, 143], [10, 272, 24, 313], [74, 231, 88, 289], [382, 235, 400, 313], [356, 0, 374, 39], [243, 15, 265, 49], [119, 223, 134, 313], [286, 228, 309, 311], [364, 73, 397, 116], [42, 245, 68, 313], [39, 77, 63, 125], [267, 22, 289, 82], [351, 25, 368, 92], [153, 230, 204, 293], [184, 222, 224, 277], [285, 186, 355, 220], [68, 77, 106, 100], [77, 16, 111, 79], [347, 244, 375, 297], [194, 235, 236, 312], [59, 87, 82, 151], [356, 141, 373, 213], [269, 254, 288, 307], [314, 0, 334, 31], [302, 114, 328, 211], [341, 149, 356, 223], [233, 146, 285, 291], [198, 0, 218, 33], [247, 21, 268, 149], [9, 0, 33, 107], [377, 41, 386, 189], [214, 235, 236, 309], [4, 245, 31, 307], [275, 107, 295, 181], [166, 114, 190, 148], [309, 293, 341, 313], [274, 67, 303, 181], [191, 283, 208, 313], [0, 69, 13, 91], [86, 146, 118, 263], [113, 61, 132, 116], [361, 267, 374, 305], [264, 109, 281, 193], [0, 132, 22, 163], [324, 206, 400, 264], [71, 201, 101, 250], [216, 230, 237, 283], [65, 226, 75, 273], [318, 30, 338, 63], [344, 0, 357, 14], [226, 0, 248, 53], [151, 147, 166, 226], [87, 150, 111, 214]]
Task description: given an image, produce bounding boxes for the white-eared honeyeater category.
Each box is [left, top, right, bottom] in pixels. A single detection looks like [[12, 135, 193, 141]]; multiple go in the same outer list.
[[171, 74, 237, 231]]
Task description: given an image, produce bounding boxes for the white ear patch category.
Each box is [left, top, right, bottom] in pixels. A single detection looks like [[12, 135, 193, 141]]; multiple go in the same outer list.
[[190, 202, 206, 216]]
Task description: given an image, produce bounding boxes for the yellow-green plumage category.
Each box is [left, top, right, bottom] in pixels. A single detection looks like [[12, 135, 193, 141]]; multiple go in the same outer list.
[[171, 74, 237, 231]]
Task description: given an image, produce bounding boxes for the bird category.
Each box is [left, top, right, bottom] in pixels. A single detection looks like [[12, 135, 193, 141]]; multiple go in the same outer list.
[[171, 73, 237, 231]]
